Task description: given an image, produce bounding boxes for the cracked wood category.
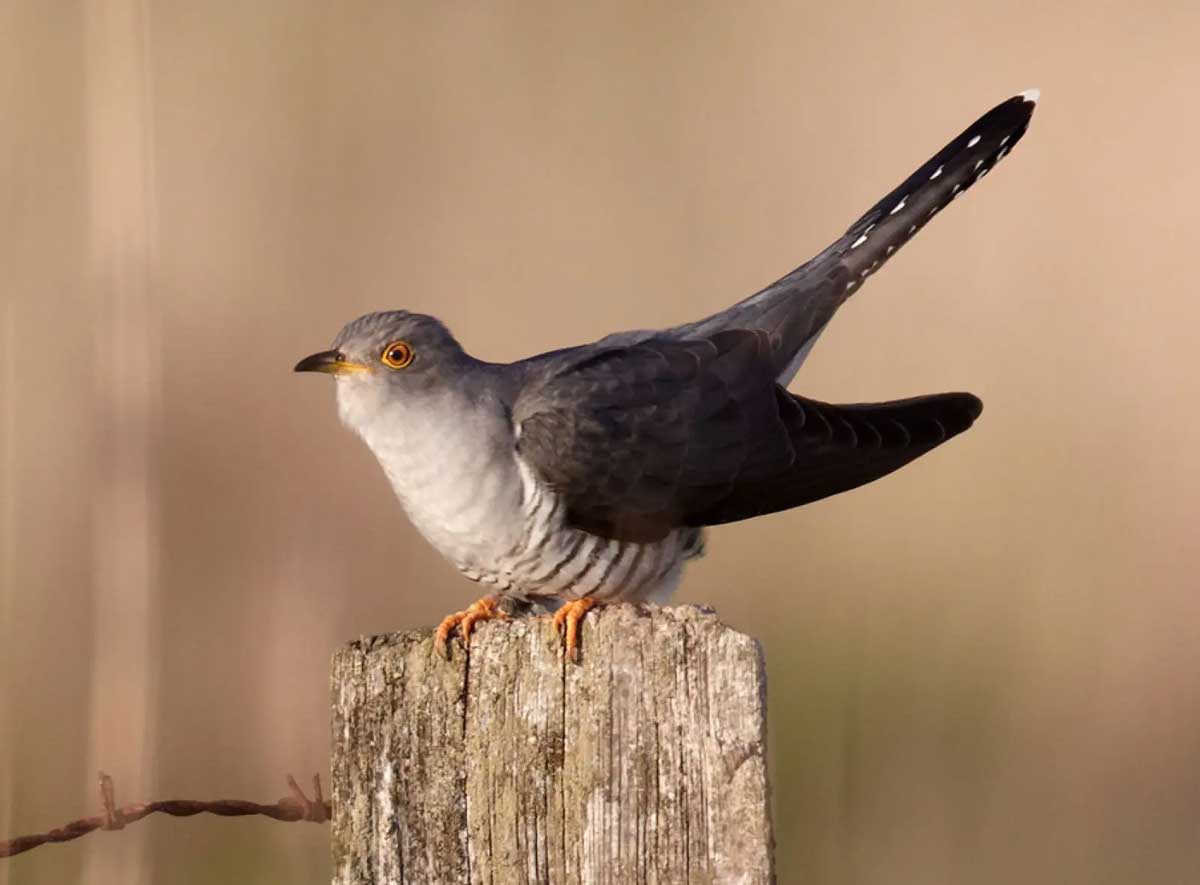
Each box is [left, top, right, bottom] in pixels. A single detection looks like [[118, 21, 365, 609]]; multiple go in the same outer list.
[[331, 605, 774, 884]]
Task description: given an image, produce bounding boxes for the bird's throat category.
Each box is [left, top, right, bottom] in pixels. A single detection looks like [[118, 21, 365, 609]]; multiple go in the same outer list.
[[338, 383, 526, 570]]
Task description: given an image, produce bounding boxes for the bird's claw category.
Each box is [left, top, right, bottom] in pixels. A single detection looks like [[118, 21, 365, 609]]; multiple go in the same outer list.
[[552, 597, 599, 663], [434, 595, 508, 659]]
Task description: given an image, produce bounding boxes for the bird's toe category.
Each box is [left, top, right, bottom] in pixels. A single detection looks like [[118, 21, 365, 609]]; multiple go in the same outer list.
[[433, 595, 508, 659], [552, 597, 600, 663]]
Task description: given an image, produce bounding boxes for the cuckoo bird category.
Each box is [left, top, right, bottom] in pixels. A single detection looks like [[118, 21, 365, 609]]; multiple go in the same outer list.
[[296, 90, 1038, 660]]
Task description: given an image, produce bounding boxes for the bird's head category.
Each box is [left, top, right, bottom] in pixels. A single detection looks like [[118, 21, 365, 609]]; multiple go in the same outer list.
[[295, 310, 471, 431]]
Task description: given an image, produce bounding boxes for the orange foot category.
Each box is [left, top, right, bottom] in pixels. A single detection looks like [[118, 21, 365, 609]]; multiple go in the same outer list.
[[552, 597, 600, 663], [434, 595, 508, 659]]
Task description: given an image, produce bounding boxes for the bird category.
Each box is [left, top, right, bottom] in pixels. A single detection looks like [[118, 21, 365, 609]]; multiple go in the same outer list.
[[296, 89, 1038, 661]]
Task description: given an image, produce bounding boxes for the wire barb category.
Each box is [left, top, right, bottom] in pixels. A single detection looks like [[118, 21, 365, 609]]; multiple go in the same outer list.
[[99, 772, 122, 831], [0, 773, 331, 859]]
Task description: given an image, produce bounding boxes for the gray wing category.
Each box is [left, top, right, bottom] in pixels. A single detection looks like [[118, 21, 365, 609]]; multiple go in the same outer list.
[[514, 331, 982, 542], [597, 92, 1037, 386], [514, 330, 791, 542]]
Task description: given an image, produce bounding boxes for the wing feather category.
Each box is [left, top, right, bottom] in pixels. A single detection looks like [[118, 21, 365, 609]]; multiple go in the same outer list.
[[515, 333, 981, 543]]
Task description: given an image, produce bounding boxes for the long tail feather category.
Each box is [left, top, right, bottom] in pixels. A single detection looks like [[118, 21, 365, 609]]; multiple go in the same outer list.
[[674, 90, 1039, 384], [838, 89, 1039, 291]]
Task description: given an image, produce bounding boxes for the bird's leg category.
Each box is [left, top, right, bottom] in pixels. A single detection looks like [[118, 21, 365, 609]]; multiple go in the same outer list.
[[552, 597, 600, 663], [434, 595, 509, 659]]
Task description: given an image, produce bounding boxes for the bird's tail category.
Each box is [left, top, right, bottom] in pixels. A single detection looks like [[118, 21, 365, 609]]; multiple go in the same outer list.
[[675, 90, 1039, 384], [837, 89, 1039, 290]]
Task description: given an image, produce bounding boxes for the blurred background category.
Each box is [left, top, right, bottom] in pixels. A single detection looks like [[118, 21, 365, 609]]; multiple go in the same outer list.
[[3, 1, 1199, 883]]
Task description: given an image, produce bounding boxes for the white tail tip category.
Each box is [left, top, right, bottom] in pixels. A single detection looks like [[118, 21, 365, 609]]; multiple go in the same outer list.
[[1019, 88, 1041, 104]]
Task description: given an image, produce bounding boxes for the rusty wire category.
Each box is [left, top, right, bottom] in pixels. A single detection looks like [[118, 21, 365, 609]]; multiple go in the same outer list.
[[1, 772, 330, 859]]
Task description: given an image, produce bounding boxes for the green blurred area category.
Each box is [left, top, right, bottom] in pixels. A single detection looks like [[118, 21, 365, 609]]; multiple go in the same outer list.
[[4, 2, 1200, 883]]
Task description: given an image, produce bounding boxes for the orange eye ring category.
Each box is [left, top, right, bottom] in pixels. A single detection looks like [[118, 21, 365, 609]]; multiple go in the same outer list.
[[381, 340, 414, 369]]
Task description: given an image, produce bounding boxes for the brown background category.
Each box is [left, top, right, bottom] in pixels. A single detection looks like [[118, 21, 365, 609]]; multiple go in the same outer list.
[[3, 2, 1199, 883]]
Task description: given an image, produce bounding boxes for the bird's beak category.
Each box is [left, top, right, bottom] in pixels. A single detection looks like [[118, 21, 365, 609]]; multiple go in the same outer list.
[[293, 349, 371, 375]]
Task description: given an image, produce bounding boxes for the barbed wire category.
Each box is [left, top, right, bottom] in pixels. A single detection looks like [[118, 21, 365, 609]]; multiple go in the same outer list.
[[1, 771, 330, 859]]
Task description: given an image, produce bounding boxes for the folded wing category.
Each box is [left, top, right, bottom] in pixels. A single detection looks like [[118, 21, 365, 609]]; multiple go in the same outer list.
[[514, 332, 981, 542]]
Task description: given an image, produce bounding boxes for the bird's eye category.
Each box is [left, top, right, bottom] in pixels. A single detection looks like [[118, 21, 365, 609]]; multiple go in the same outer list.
[[381, 340, 414, 369]]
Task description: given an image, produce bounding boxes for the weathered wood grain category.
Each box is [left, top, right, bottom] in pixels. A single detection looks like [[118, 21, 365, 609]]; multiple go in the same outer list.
[[332, 605, 773, 885]]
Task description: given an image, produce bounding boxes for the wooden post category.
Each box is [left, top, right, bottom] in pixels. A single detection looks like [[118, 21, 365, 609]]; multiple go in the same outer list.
[[331, 604, 774, 885]]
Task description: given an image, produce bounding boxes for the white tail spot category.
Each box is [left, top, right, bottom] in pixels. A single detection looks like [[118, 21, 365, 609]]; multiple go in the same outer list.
[[850, 234, 868, 249], [930, 165, 943, 180], [1020, 88, 1040, 104], [999, 135, 1011, 147], [967, 134, 981, 148], [974, 159, 984, 171], [976, 169, 988, 181], [889, 198, 907, 215], [886, 245, 895, 254], [996, 146, 1009, 160], [845, 280, 858, 292]]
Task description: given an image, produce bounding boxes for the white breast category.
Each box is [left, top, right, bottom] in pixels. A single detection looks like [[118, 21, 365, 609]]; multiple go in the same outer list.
[[335, 377, 526, 570], [334, 375, 704, 602]]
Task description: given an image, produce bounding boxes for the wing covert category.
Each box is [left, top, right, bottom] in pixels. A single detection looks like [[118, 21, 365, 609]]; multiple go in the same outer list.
[[514, 334, 982, 543], [514, 330, 793, 542]]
